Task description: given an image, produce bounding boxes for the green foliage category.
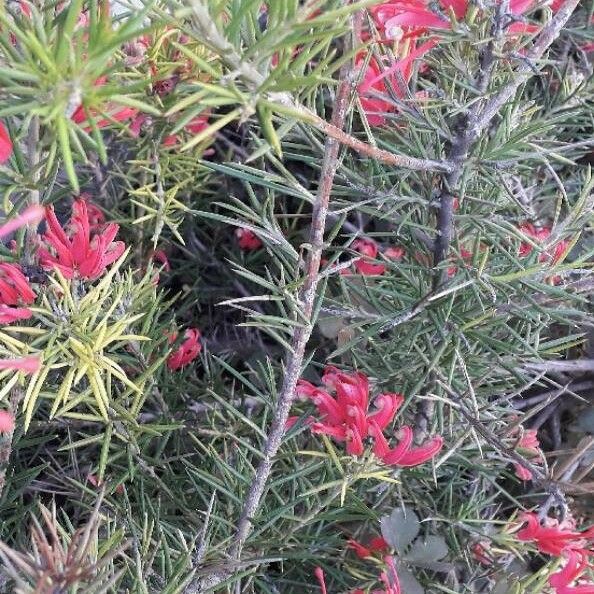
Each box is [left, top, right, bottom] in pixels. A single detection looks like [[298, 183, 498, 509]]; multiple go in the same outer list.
[[0, 1, 592, 593]]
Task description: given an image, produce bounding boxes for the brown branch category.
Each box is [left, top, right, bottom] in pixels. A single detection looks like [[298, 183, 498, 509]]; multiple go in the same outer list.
[[186, 0, 450, 173], [432, 0, 579, 286], [184, 8, 361, 594], [418, 0, 580, 441]]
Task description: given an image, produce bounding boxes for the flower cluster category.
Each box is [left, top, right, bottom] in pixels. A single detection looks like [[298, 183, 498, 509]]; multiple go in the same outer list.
[[356, 1, 562, 125], [296, 367, 443, 467], [517, 513, 594, 593], [39, 199, 125, 280]]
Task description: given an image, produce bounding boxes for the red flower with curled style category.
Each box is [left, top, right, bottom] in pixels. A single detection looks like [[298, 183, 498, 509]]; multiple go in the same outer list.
[[167, 328, 202, 371], [296, 367, 442, 466], [0, 263, 36, 324], [371, 0, 551, 43], [235, 228, 263, 251], [0, 122, 13, 163], [38, 200, 126, 280], [356, 39, 437, 126], [352, 238, 386, 276], [516, 513, 594, 557]]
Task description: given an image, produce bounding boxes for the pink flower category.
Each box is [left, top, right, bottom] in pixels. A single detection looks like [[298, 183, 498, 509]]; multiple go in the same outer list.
[[513, 463, 534, 481], [0, 122, 12, 163], [0, 355, 41, 374], [353, 238, 386, 275], [38, 200, 125, 280], [0, 263, 36, 324], [0, 411, 14, 433], [0, 305, 33, 324], [297, 367, 442, 467], [235, 228, 263, 251], [167, 328, 202, 371], [0, 205, 45, 239]]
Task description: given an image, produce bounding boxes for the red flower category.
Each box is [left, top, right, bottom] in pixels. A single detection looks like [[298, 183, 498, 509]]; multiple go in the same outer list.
[[447, 247, 472, 277], [352, 238, 386, 275], [516, 513, 592, 556], [71, 77, 139, 130], [296, 367, 442, 466], [79, 195, 105, 230], [0, 122, 13, 163], [38, 200, 125, 280], [371, 1, 550, 42], [550, 550, 594, 594], [235, 228, 263, 251], [162, 114, 211, 147], [0, 411, 15, 434], [371, 423, 444, 466], [357, 40, 437, 126], [167, 328, 202, 371], [348, 536, 389, 559], [518, 223, 569, 264], [0, 263, 36, 324], [471, 542, 493, 566]]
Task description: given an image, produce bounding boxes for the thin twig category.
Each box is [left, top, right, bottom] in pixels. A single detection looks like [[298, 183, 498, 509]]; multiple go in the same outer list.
[[0, 388, 24, 499], [187, 0, 450, 173], [184, 8, 361, 593], [418, 0, 580, 440]]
